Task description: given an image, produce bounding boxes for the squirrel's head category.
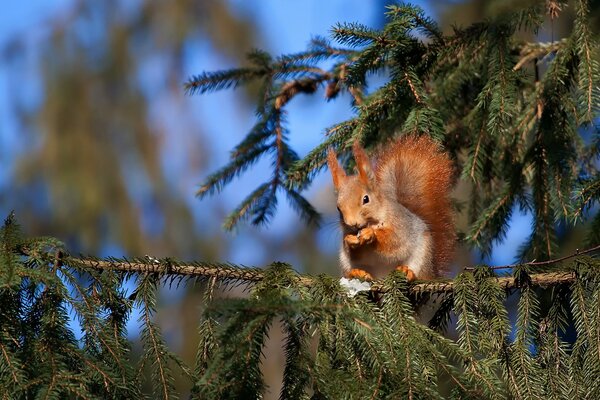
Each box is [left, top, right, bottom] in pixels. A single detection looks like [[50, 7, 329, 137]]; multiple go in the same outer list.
[[327, 142, 383, 234]]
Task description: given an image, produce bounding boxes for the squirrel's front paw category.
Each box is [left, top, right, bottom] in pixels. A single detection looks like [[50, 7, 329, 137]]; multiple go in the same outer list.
[[357, 226, 375, 245], [344, 234, 361, 249], [347, 268, 374, 281]]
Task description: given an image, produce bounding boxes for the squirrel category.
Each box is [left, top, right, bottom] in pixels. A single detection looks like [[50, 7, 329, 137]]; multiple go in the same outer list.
[[327, 135, 455, 282]]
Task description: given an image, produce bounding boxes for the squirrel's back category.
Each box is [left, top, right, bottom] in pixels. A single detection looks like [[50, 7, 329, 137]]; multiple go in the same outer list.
[[375, 135, 455, 276]]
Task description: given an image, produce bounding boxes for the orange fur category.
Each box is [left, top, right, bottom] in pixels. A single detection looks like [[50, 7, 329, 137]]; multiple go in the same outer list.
[[374, 135, 456, 276], [372, 226, 396, 253]]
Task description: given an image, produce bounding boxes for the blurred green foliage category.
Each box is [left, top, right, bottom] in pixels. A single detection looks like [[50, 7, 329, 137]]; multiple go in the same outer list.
[[3, 0, 258, 255]]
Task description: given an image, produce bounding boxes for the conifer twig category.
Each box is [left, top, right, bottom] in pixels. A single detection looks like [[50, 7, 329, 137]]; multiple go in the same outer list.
[[339, 63, 364, 105], [463, 243, 600, 271], [513, 39, 567, 71]]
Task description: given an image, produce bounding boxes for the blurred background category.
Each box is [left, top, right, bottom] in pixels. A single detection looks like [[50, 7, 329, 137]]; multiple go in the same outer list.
[[0, 0, 596, 397]]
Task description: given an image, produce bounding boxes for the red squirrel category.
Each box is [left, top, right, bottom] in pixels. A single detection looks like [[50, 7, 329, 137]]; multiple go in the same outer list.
[[327, 135, 455, 281]]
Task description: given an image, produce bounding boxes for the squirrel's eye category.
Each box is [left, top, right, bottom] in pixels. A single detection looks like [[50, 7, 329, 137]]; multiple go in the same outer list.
[[362, 195, 370, 204]]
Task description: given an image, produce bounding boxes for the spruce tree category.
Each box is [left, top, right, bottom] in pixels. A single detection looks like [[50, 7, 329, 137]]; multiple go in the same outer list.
[[1, 2, 600, 399]]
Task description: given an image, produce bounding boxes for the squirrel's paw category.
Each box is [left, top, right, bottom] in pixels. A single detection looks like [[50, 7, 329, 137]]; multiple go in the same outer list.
[[344, 234, 361, 249], [346, 268, 374, 281], [345, 228, 376, 249], [357, 226, 375, 245], [344, 233, 365, 249], [395, 265, 416, 282]]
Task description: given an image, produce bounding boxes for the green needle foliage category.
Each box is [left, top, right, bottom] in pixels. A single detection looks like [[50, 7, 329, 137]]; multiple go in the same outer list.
[[0, 214, 140, 399], [187, 1, 599, 261]]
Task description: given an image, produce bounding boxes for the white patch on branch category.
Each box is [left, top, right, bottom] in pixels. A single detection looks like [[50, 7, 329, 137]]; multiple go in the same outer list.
[[339, 277, 372, 297]]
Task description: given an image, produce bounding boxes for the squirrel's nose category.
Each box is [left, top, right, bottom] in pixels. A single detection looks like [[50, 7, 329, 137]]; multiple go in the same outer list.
[[345, 221, 362, 233]]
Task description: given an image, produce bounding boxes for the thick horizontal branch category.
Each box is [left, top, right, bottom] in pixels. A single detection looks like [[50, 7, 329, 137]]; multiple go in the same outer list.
[[59, 254, 580, 296]]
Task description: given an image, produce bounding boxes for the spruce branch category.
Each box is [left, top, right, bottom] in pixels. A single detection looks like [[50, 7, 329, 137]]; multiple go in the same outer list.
[[573, 0, 600, 123], [286, 120, 356, 189], [184, 69, 260, 95], [466, 188, 515, 256], [64, 254, 267, 285], [336, 63, 365, 105], [30, 247, 600, 296], [386, 3, 443, 42], [574, 176, 600, 220], [196, 144, 270, 199], [190, 50, 336, 229], [332, 22, 382, 48]]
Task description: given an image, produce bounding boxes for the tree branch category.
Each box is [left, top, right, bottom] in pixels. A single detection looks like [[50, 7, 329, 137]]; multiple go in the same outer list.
[[513, 39, 567, 71], [50, 251, 595, 296]]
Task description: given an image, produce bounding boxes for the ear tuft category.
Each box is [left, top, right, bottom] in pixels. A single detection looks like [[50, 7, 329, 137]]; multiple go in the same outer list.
[[327, 148, 346, 191], [353, 141, 374, 185]]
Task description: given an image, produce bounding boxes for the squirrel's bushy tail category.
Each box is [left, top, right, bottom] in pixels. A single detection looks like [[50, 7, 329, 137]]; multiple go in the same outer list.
[[375, 135, 456, 276]]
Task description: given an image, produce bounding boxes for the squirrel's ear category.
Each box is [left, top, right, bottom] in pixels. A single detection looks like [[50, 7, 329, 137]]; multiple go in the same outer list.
[[327, 148, 346, 191], [353, 141, 374, 185]]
